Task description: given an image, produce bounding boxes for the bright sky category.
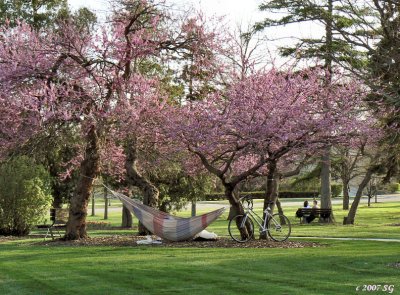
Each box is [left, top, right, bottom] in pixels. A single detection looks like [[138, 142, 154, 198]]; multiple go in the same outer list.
[[68, 0, 324, 62], [68, 0, 263, 25]]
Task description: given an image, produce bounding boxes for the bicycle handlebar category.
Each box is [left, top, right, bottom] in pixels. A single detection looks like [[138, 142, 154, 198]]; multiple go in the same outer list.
[[238, 196, 253, 210], [239, 196, 275, 211]]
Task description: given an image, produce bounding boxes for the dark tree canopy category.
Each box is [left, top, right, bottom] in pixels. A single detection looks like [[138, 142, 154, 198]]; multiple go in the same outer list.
[[0, 0, 68, 29]]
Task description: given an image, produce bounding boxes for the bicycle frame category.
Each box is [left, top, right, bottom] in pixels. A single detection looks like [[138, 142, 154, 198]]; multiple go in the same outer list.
[[242, 206, 274, 234], [228, 197, 290, 243]]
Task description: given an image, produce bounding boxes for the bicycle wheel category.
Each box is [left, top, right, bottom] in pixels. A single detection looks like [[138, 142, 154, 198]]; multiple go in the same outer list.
[[267, 213, 291, 242], [228, 214, 254, 243]]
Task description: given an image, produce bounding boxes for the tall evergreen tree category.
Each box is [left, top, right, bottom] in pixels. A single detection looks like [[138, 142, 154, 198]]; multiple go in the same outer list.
[[255, 0, 367, 70], [255, 0, 343, 217], [256, 1, 398, 220], [329, 1, 400, 183], [0, 0, 68, 29], [363, 1, 400, 182]]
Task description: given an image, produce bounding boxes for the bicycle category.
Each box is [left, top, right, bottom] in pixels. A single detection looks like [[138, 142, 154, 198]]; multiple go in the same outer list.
[[228, 196, 291, 243]]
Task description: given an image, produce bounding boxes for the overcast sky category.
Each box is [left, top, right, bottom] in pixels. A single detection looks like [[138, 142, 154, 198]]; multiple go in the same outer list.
[[68, 0, 263, 25], [67, 0, 323, 63]]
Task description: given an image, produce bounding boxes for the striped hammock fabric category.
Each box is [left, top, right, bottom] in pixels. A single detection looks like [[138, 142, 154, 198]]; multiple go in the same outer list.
[[110, 190, 226, 242]]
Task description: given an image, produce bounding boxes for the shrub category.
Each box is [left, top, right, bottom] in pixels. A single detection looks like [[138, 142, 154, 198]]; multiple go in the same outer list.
[[278, 191, 319, 199], [388, 183, 400, 193], [0, 156, 52, 236], [205, 191, 319, 200], [331, 183, 343, 198]]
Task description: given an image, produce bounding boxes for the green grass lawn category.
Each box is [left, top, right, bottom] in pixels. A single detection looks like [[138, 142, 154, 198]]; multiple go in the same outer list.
[[84, 199, 400, 240], [0, 239, 398, 295], [1, 198, 399, 295]]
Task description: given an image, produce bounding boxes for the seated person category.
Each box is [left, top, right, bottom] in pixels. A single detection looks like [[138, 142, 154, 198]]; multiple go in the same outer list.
[[296, 200, 310, 218], [306, 200, 319, 223]]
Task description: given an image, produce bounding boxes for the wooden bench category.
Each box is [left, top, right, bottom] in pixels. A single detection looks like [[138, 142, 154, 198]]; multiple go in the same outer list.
[[37, 208, 69, 240], [295, 208, 332, 224]]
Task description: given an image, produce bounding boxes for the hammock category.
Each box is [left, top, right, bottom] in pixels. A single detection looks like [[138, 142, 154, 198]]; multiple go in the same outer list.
[[108, 189, 226, 242]]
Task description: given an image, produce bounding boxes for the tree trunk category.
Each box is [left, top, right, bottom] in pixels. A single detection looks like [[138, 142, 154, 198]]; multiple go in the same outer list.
[[342, 179, 350, 210], [343, 168, 374, 225], [367, 179, 376, 207], [121, 206, 133, 228], [261, 161, 278, 239], [52, 192, 63, 209], [91, 192, 95, 216], [47, 148, 65, 209], [325, 0, 333, 75], [65, 126, 100, 240], [320, 147, 334, 223], [263, 161, 278, 214], [276, 198, 283, 215], [50, 165, 64, 208], [319, 0, 335, 223], [191, 201, 196, 217], [225, 183, 252, 239], [103, 186, 108, 220], [228, 185, 241, 219], [125, 137, 159, 235], [226, 184, 243, 219]]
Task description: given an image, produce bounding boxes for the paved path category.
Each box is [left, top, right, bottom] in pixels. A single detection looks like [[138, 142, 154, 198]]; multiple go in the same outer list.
[[292, 237, 400, 242], [194, 193, 400, 211], [90, 194, 400, 214]]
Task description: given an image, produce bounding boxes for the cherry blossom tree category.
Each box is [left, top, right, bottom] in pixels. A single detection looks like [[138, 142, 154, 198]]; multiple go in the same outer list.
[[0, 0, 227, 239], [0, 0, 170, 239], [165, 68, 370, 219], [108, 1, 227, 233]]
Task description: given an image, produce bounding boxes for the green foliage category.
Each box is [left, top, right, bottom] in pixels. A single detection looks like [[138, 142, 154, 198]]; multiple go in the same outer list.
[[150, 163, 214, 212], [388, 183, 400, 193], [331, 183, 343, 198], [286, 167, 342, 197], [69, 7, 97, 33], [137, 59, 185, 104], [0, 0, 97, 37], [255, 0, 369, 71], [0, 156, 52, 235], [288, 165, 321, 192], [367, 6, 400, 182], [15, 125, 82, 207], [0, 0, 68, 29]]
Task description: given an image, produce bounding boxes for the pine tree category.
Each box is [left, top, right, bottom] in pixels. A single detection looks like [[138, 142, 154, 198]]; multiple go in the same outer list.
[[0, 0, 68, 29]]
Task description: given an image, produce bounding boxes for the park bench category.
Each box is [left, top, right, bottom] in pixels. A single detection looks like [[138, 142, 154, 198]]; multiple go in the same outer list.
[[295, 208, 332, 224], [37, 208, 69, 240]]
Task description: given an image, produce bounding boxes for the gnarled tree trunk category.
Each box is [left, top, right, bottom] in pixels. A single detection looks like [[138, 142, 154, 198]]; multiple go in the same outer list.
[[225, 183, 243, 219], [125, 137, 159, 235], [65, 126, 100, 240]]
